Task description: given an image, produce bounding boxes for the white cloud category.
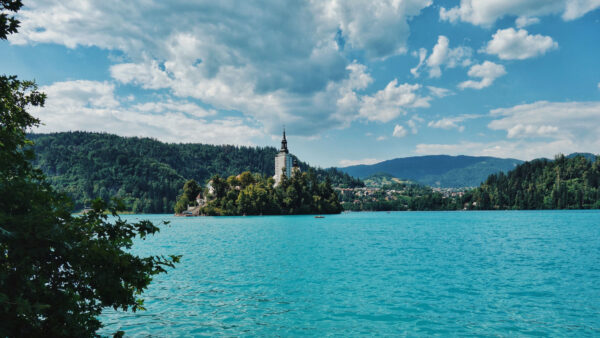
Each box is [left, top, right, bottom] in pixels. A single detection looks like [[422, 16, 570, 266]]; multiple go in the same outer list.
[[440, 0, 600, 27], [416, 100, 600, 159], [597, 82, 600, 90], [110, 61, 172, 90], [132, 100, 216, 118], [412, 36, 472, 78], [321, 0, 433, 59], [339, 158, 381, 167], [358, 80, 431, 122], [31, 80, 262, 145], [406, 115, 423, 135], [11, 0, 435, 137], [410, 48, 428, 77], [426, 36, 449, 78], [36, 80, 120, 109], [13, 0, 434, 60], [428, 119, 457, 130], [504, 124, 559, 138], [488, 101, 600, 142], [459, 61, 506, 90], [427, 86, 453, 98], [484, 28, 558, 60], [376, 136, 388, 141], [428, 114, 480, 132], [515, 16, 540, 28], [414, 140, 582, 159], [393, 124, 408, 138]]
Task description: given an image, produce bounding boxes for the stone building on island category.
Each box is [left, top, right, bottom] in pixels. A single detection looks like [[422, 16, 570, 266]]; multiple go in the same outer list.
[[274, 129, 300, 186]]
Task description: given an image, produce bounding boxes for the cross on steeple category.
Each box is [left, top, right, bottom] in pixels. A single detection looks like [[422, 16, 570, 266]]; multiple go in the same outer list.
[[280, 127, 288, 153]]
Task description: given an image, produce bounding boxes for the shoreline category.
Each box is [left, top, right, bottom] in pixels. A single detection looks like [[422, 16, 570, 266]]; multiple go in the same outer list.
[[114, 208, 600, 216]]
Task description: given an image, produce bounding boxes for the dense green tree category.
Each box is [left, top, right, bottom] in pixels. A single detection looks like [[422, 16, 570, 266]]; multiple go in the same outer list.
[[1, 11, 179, 336], [465, 155, 600, 210], [174, 194, 190, 214], [173, 179, 202, 214], [238, 171, 256, 188], [209, 174, 228, 200], [0, 0, 21, 39], [182, 179, 200, 201], [194, 170, 342, 216]]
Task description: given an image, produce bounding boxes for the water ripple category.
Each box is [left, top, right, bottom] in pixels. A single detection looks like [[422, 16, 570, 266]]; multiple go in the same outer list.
[[99, 211, 600, 336]]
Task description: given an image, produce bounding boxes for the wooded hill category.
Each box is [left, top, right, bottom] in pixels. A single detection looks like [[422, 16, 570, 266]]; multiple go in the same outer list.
[[465, 154, 600, 210], [28, 132, 362, 213]]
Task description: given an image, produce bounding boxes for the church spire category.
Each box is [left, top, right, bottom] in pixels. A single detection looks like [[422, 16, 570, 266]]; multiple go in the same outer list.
[[280, 127, 289, 153]]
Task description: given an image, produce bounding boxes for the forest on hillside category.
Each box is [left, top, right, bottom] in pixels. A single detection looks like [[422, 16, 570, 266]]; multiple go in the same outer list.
[[345, 154, 600, 211], [29, 132, 362, 213], [465, 154, 600, 209]]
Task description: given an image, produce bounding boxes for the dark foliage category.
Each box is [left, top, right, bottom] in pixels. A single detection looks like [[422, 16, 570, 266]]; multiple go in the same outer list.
[[464, 154, 600, 210], [0, 0, 22, 40], [2, 17, 179, 335], [0, 76, 180, 336]]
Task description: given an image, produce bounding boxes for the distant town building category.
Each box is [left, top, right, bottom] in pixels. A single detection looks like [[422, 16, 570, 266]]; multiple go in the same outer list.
[[274, 129, 293, 186]]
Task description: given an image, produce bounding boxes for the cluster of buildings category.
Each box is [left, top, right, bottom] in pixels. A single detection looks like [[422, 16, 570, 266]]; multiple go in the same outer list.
[[430, 187, 466, 198]]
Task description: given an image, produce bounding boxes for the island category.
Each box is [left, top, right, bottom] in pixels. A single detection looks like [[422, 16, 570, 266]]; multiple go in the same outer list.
[[175, 130, 342, 216]]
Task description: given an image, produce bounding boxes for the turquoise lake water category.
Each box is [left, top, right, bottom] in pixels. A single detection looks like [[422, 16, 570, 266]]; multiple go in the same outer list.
[[99, 211, 600, 336]]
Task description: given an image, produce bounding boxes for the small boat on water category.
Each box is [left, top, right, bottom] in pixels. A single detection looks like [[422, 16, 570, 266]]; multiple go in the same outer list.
[[314, 215, 325, 218]]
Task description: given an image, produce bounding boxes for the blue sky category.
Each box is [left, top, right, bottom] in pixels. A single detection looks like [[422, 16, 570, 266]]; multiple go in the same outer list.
[[1, 0, 599, 167]]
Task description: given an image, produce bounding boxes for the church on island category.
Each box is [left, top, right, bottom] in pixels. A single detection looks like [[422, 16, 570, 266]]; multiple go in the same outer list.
[[274, 129, 300, 186], [176, 127, 343, 216]]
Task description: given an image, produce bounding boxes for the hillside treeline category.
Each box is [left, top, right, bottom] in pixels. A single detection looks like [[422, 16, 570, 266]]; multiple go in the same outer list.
[[465, 154, 600, 209], [29, 132, 362, 213]]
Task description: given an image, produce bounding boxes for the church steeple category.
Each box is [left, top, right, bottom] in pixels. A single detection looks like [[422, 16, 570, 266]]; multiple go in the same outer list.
[[280, 128, 289, 154], [274, 126, 293, 186]]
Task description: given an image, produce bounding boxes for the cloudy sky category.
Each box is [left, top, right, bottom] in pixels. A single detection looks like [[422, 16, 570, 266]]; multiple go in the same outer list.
[[2, 0, 599, 167]]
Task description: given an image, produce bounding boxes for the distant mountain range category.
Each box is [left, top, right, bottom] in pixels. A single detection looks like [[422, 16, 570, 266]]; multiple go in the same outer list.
[[338, 154, 597, 188], [338, 155, 524, 188]]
